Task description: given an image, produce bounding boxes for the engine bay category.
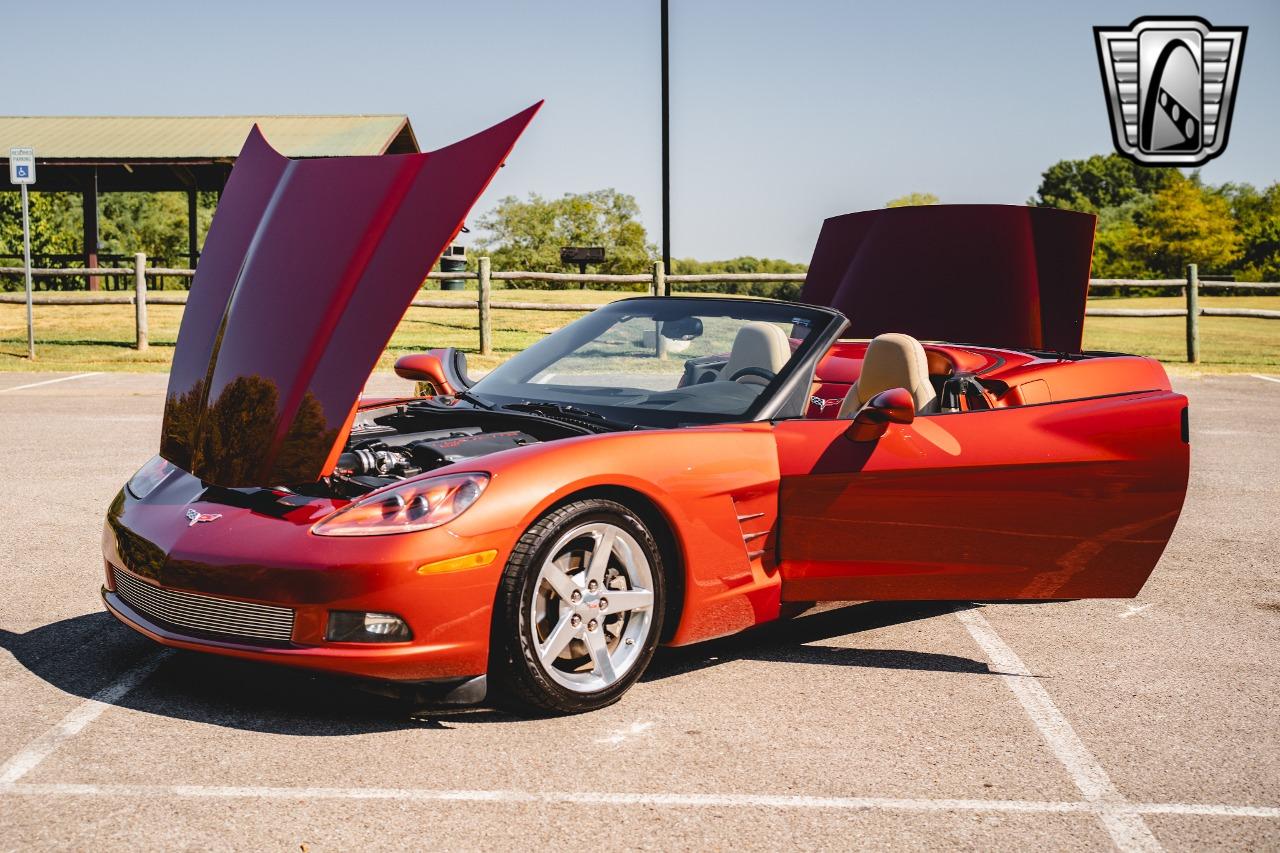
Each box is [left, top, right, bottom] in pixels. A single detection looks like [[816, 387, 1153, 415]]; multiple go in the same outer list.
[[327, 401, 587, 496]]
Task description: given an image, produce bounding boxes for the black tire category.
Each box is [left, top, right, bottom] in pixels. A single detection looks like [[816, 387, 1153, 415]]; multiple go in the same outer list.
[[489, 498, 666, 715]]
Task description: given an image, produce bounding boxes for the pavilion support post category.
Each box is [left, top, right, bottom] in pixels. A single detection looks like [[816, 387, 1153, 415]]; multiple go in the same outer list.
[[82, 167, 100, 291], [187, 189, 199, 270], [134, 253, 148, 352]]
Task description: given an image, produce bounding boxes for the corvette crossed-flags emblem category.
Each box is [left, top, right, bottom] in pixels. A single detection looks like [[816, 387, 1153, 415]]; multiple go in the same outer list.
[[185, 508, 222, 527]]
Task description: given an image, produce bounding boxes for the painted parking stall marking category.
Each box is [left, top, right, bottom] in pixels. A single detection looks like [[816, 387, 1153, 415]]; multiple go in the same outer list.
[[0, 372, 102, 394], [955, 607, 1161, 852], [1, 782, 1277, 822], [0, 652, 171, 785]]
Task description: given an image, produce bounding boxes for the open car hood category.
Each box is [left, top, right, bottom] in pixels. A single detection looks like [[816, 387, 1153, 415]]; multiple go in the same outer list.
[[160, 103, 541, 488], [799, 205, 1096, 353]]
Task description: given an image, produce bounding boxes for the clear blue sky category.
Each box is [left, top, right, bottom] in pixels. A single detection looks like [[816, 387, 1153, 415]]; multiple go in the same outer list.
[[7, 0, 1278, 262]]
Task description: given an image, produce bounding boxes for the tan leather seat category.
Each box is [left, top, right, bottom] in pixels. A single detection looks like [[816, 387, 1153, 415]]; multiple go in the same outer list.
[[722, 322, 790, 386], [838, 332, 937, 418]]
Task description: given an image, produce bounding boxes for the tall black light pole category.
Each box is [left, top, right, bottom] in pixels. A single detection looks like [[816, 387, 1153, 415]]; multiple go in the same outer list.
[[660, 0, 671, 274]]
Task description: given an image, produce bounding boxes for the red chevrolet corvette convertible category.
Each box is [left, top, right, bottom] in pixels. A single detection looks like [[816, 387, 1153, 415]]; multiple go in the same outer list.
[[102, 105, 1189, 714]]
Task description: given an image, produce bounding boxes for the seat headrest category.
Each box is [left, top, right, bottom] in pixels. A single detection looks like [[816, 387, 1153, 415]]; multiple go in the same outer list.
[[839, 332, 937, 417], [723, 321, 790, 385]]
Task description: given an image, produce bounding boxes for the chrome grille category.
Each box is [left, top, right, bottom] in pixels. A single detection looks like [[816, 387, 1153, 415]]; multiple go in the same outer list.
[[112, 567, 295, 643]]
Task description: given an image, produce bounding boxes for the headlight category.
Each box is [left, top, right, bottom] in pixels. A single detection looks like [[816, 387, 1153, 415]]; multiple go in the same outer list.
[[311, 473, 489, 537], [126, 455, 173, 500]]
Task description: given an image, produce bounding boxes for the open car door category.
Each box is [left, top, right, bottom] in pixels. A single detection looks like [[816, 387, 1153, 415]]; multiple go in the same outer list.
[[773, 391, 1189, 600]]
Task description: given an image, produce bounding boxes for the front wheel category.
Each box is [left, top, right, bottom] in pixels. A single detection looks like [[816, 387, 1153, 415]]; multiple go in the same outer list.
[[490, 499, 665, 715]]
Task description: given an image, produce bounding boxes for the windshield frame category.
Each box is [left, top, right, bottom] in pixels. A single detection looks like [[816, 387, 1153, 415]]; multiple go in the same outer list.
[[467, 296, 847, 428]]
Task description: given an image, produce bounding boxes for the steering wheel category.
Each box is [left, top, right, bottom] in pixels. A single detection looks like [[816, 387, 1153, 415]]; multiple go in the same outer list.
[[727, 366, 777, 383]]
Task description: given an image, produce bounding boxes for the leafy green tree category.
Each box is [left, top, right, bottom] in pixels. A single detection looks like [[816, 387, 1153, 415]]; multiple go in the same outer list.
[[1091, 197, 1154, 279], [1030, 153, 1176, 214], [1126, 174, 1242, 276], [1, 189, 216, 290], [0, 191, 82, 290], [99, 191, 215, 265], [671, 256, 807, 299], [0, 191, 81, 259], [886, 192, 939, 207], [1029, 155, 1242, 281], [1216, 182, 1280, 281], [472, 189, 656, 279], [672, 256, 807, 275]]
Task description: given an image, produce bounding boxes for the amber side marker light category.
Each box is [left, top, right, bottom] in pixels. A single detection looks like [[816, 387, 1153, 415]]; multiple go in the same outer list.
[[418, 549, 499, 575]]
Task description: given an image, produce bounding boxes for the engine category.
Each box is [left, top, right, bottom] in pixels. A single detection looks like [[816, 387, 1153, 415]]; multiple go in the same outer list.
[[334, 427, 540, 494], [318, 398, 606, 496]]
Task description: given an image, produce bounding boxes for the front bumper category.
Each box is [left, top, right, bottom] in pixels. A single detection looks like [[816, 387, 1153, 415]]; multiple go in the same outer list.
[[101, 476, 514, 684], [101, 583, 484, 683]]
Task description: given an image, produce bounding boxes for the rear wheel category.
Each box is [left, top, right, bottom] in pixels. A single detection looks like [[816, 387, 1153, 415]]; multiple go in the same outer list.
[[490, 499, 665, 715]]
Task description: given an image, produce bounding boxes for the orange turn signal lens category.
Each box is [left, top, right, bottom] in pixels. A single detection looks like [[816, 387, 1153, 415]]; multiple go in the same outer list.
[[417, 549, 499, 575]]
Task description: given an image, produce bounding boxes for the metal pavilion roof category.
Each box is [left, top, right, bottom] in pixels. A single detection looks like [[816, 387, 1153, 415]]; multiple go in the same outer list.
[[0, 114, 419, 162], [0, 114, 423, 275]]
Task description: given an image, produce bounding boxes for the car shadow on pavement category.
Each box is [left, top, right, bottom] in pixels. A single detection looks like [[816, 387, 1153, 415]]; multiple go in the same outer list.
[[644, 600, 995, 682], [0, 612, 423, 736], [2, 601, 994, 734]]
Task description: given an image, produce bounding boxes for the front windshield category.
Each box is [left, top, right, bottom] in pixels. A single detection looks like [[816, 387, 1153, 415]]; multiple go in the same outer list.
[[469, 297, 838, 428]]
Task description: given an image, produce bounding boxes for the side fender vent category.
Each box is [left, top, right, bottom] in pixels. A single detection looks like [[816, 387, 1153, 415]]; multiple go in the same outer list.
[[731, 494, 776, 565]]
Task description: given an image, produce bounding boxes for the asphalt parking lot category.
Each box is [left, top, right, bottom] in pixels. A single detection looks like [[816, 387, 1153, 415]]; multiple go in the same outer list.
[[0, 370, 1277, 851]]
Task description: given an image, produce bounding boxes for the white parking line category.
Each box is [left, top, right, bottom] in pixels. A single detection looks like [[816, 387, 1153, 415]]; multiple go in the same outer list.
[[1131, 802, 1280, 818], [0, 372, 102, 394], [595, 721, 654, 746], [0, 782, 1275, 820], [955, 607, 1162, 852], [1250, 374, 1280, 385], [0, 651, 171, 785], [1119, 603, 1154, 619]]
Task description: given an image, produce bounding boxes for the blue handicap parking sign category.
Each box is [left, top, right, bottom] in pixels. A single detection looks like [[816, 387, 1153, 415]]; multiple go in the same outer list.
[[15, 165, 29, 178]]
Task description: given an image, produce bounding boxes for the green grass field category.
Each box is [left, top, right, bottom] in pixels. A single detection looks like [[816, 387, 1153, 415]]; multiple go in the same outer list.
[[1, 289, 1276, 374]]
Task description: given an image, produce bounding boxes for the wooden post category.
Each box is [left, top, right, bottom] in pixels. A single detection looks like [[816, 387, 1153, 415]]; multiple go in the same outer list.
[[652, 261, 668, 359], [478, 256, 492, 356], [134, 253, 148, 352], [1185, 263, 1199, 363]]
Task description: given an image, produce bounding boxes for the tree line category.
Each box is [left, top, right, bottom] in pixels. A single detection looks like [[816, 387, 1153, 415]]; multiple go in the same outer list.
[[2, 153, 1276, 293], [1030, 154, 1277, 281], [0, 191, 217, 267]]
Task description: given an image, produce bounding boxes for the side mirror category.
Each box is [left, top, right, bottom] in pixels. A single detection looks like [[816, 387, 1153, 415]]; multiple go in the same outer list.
[[845, 387, 915, 442], [394, 353, 456, 397]]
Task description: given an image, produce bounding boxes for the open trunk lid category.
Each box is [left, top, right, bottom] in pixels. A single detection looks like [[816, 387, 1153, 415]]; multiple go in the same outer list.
[[799, 204, 1096, 353]]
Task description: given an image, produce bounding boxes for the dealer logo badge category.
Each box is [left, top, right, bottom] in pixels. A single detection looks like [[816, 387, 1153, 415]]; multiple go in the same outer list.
[[1094, 17, 1246, 166]]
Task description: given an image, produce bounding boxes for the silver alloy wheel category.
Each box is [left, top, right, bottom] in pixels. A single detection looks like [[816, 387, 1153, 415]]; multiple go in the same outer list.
[[530, 520, 656, 692]]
